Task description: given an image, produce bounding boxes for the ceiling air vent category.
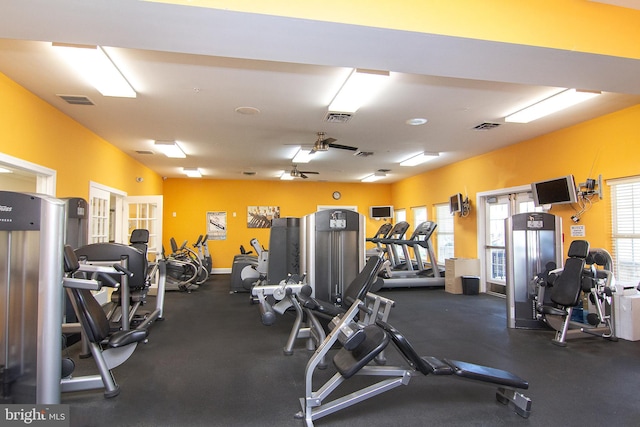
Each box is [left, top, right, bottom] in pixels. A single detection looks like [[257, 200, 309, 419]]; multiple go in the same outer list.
[[473, 122, 501, 131], [354, 150, 374, 157], [324, 112, 353, 123], [135, 150, 154, 155], [58, 95, 95, 106], [243, 171, 257, 176]]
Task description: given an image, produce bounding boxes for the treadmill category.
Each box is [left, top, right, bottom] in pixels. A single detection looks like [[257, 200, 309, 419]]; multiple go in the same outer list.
[[379, 221, 445, 288]]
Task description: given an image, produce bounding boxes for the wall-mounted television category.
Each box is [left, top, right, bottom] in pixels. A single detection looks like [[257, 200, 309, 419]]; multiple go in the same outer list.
[[531, 175, 578, 206], [449, 193, 463, 214], [370, 205, 393, 219]]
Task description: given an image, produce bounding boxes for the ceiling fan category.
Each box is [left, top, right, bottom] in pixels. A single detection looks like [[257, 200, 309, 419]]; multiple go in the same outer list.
[[310, 132, 358, 154], [290, 164, 319, 179]]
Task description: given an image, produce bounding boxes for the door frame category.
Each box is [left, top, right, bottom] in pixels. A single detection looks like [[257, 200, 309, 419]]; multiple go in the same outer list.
[[0, 152, 56, 195], [476, 184, 530, 294]]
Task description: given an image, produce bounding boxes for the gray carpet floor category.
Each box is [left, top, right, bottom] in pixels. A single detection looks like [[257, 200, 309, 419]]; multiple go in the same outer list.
[[63, 275, 640, 426]]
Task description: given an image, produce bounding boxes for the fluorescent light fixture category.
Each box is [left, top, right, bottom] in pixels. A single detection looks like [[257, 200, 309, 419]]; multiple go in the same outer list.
[[361, 172, 386, 183], [183, 168, 202, 178], [328, 68, 390, 113], [292, 147, 315, 163], [52, 43, 136, 98], [400, 152, 439, 166], [0, 167, 12, 173], [154, 140, 186, 158], [505, 89, 601, 123], [280, 171, 294, 180]]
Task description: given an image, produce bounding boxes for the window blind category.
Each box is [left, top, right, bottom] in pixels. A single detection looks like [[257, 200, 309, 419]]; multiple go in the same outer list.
[[609, 176, 640, 285]]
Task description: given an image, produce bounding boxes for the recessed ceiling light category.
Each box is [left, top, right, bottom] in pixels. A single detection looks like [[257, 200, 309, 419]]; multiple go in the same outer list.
[[235, 106, 261, 115], [406, 118, 428, 126]]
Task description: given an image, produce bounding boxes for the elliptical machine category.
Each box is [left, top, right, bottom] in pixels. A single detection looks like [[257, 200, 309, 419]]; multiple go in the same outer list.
[[162, 237, 204, 292]]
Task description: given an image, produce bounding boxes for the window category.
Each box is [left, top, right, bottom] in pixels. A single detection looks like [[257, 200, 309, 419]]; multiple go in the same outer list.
[[411, 206, 427, 228], [395, 208, 406, 223], [609, 176, 640, 285], [435, 204, 454, 263]]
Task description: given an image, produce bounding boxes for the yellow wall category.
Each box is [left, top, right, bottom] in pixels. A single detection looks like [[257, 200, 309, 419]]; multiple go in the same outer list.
[[0, 72, 163, 199], [153, 0, 640, 60], [162, 178, 392, 268], [391, 104, 640, 259]]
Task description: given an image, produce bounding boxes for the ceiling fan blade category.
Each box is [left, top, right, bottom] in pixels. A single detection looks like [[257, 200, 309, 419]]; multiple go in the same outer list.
[[299, 170, 319, 174], [328, 142, 358, 151], [300, 173, 308, 179], [320, 137, 337, 144]]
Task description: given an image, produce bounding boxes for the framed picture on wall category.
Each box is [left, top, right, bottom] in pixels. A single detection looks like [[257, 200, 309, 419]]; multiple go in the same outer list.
[[247, 206, 280, 228], [207, 211, 227, 240]]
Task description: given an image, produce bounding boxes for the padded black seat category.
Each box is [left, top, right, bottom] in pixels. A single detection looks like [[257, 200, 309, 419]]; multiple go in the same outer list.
[[539, 240, 589, 317], [333, 324, 389, 379]]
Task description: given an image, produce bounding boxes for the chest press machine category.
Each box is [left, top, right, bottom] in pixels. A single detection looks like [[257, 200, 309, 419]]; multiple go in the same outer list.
[[296, 294, 532, 426]]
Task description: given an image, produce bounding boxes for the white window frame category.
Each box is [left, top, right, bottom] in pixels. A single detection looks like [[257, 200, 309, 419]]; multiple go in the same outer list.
[[608, 175, 640, 286], [435, 203, 454, 263]]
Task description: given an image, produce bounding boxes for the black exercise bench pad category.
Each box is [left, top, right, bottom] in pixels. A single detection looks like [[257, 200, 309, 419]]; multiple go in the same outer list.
[[377, 320, 528, 390], [334, 325, 389, 379], [444, 359, 529, 390]]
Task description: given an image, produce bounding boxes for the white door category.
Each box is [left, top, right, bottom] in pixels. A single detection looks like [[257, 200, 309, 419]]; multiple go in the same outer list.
[[89, 182, 126, 244], [89, 186, 111, 243], [125, 195, 163, 259]]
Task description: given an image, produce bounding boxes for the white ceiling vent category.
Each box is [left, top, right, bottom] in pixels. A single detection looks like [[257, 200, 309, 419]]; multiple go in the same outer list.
[[473, 122, 501, 131], [324, 112, 353, 123], [135, 150, 154, 155], [58, 95, 95, 106]]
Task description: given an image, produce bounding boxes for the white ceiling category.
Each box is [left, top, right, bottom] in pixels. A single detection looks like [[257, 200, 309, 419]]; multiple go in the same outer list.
[[1, 0, 639, 182]]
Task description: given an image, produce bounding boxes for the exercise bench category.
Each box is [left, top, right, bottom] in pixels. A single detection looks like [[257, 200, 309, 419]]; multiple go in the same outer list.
[[296, 296, 531, 426]]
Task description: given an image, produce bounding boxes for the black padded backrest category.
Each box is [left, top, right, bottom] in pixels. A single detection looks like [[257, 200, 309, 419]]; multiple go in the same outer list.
[[70, 288, 112, 343], [75, 243, 147, 290], [342, 255, 384, 307], [376, 320, 432, 375], [63, 245, 80, 273], [567, 240, 589, 258], [130, 229, 149, 245], [550, 240, 589, 307], [130, 229, 149, 254]]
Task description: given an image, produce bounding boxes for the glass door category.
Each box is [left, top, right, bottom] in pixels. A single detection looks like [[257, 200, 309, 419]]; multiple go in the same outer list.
[[484, 192, 540, 296]]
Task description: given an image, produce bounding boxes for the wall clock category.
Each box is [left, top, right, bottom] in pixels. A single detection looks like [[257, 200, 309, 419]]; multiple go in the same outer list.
[[332, 191, 341, 200]]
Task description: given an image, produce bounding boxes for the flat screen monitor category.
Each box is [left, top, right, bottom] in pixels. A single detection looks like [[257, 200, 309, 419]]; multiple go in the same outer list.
[[449, 193, 463, 214], [531, 175, 578, 206], [370, 205, 393, 219]]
